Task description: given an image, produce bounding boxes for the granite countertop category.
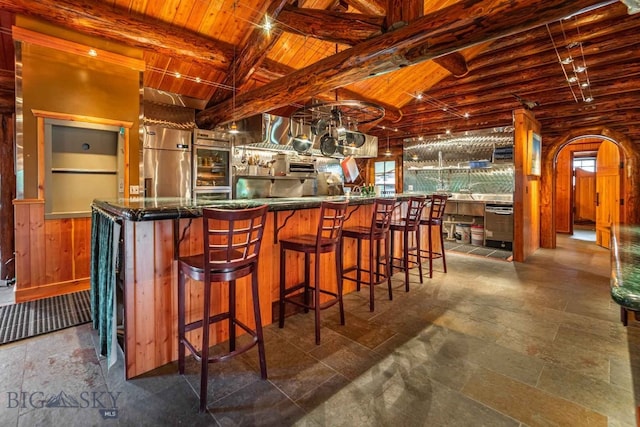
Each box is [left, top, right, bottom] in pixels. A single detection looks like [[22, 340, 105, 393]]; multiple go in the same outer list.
[[92, 194, 421, 222], [610, 225, 640, 310]]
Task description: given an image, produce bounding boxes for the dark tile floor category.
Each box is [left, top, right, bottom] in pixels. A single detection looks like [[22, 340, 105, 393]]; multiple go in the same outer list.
[[1, 233, 639, 426]]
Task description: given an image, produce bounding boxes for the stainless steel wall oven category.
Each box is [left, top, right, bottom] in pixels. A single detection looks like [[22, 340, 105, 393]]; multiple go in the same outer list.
[[193, 129, 232, 200]]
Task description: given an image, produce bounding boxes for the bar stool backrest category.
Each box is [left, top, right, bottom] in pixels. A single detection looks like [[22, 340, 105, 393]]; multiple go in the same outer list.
[[202, 205, 269, 273], [316, 201, 349, 250], [371, 198, 397, 238], [428, 195, 448, 222], [405, 196, 427, 228]]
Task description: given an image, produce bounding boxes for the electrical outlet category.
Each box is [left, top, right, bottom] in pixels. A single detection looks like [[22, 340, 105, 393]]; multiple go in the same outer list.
[[408, 185, 414, 191], [129, 185, 139, 195]]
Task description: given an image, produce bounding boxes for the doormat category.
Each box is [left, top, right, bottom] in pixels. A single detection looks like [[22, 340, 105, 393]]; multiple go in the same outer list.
[[0, 290, 92, 345], [444, 241, 513, 262]]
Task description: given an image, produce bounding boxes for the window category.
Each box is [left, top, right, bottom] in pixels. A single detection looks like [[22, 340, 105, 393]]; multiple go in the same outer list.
[[374, 161, 395, 196]]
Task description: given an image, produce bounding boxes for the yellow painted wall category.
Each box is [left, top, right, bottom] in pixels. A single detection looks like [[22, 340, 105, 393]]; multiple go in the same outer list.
[[17, 16, 142, 199]]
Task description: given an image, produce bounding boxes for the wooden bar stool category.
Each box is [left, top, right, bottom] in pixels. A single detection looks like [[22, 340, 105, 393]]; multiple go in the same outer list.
[[389, 196, 428, 292], [177, 205, 269, 412], [420, 194, 448, 278], [279, 201, 349, 344], [341, 198, 397, 312]]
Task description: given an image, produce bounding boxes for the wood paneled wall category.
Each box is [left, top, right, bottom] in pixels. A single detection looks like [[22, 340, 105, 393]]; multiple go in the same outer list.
[[13, 199, 90, 302], [555, 142, 600, 233]]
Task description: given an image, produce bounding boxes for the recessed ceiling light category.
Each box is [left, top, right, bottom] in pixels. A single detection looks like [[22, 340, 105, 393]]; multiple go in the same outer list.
[[88, 49, 97, 57], [463, 112, 470, 118], [195, 77, 201, 83], [174, 72, 181, 78]]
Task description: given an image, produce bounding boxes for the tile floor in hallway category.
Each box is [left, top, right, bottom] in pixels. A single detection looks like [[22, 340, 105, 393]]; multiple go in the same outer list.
[[1, 233, 639, 426]]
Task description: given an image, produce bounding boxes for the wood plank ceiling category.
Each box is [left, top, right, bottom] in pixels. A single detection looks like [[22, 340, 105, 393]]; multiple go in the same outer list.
[[0, 0, 639, 147]]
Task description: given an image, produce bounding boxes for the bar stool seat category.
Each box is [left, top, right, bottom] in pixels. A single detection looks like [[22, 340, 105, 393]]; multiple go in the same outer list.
[[389, 196, 428, 292], [341, 198, 396, 312], [279, 201, 348, 345], [178, 205, 269, 412], [420, 194, 448, 278]]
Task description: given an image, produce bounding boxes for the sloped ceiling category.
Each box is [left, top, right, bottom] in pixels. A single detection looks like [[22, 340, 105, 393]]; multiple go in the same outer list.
[[0, 0, 639, 146]]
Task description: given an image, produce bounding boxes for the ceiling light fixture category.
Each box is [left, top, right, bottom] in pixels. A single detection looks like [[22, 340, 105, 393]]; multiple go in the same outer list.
[[88, 48, 97, 57], [547, 20, 594, 104], [384, 134, 392, 157], [263, 15, 272, 32], [229, 1, 240, 135]]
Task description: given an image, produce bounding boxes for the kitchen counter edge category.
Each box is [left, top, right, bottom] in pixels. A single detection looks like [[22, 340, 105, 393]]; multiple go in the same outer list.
[[91, 194, 422, 222]]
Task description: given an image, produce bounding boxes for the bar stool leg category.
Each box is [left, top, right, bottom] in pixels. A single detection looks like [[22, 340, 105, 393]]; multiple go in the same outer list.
[[356, 238, 362, 292], [404, 230, 410, 292], [427, 225, 433, 278], [416, 231, 423, 284], [390, 229, 396, 275], [304, 253, 311, 313], [385, 234, 392, 301], [199, 278, 212, 412], [178, 271, 186, 375], [314, 253, 321, 345], [229, 279, 236, 352], [279, 247, 286, 328], [337, 242, 345, 325], [251, 271, 267, 379], [440, 224, 447, 273], [368, 238, 375, 312]]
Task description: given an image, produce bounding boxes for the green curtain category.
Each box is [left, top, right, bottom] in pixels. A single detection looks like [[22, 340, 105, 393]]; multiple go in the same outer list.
[[90, 207, 121, 368]]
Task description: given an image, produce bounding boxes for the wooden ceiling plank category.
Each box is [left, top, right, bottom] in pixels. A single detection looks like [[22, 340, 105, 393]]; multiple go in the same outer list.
[[277, 5, 384, 45], [0, 0, 234, 70], [197, 0, 613, 128], [408, 48, 640, 112], [207, 0, 290, 107]]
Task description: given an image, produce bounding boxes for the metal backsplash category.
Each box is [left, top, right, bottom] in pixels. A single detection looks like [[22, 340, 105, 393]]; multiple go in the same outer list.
[[403, 127, 514, 194]]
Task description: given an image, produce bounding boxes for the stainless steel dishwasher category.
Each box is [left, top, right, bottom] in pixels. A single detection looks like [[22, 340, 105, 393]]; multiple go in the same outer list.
[[484, 204, 514, 250]]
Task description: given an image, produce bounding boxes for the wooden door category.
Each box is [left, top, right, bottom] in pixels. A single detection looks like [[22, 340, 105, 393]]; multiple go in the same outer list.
[[574, 167, 596, 222], [595, 140, 621, 248]]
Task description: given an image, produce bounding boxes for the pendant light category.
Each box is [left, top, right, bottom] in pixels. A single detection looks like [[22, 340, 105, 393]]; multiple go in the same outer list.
[[384, 134, 392, 157], [229, 1, 239, 134]]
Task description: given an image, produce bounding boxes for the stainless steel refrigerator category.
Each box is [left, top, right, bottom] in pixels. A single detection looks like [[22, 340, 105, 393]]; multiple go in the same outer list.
[[142, 125, 192, 198]]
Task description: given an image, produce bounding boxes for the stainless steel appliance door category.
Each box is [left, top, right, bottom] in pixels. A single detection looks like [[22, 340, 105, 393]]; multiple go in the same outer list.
[[144, 126, 191, 150], [193, 189, 232, 201], [484, 205, 514, 242], [143, 148, 191, 198], [193, 145, 231, 188]]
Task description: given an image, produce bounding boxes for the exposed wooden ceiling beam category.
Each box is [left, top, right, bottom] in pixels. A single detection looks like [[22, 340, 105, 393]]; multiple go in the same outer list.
[[253, 58, 403, 122], [406, 51, 640, 114], [432, 52, 469, 78], [0, 0, 234, 70], [343, 0, 385, 16], [198, 0, 611, 129], [277, 5, 383, 45], [206, 0, 290, 108]]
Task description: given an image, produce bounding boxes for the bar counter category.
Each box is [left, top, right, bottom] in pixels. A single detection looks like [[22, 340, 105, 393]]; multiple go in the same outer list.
[[92, 194, 427, 379]]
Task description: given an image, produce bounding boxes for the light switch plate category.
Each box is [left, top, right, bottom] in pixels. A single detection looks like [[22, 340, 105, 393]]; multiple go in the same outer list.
[[129, 185, 139, 195]]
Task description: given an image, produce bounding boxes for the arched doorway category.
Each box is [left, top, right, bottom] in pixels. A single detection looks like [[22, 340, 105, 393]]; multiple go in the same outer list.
[[540, 128, 639, 249]]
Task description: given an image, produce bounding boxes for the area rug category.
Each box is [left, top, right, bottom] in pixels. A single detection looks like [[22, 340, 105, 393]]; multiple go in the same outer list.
[[444, 241, 513, 262], [0, 290, 92, 345]]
